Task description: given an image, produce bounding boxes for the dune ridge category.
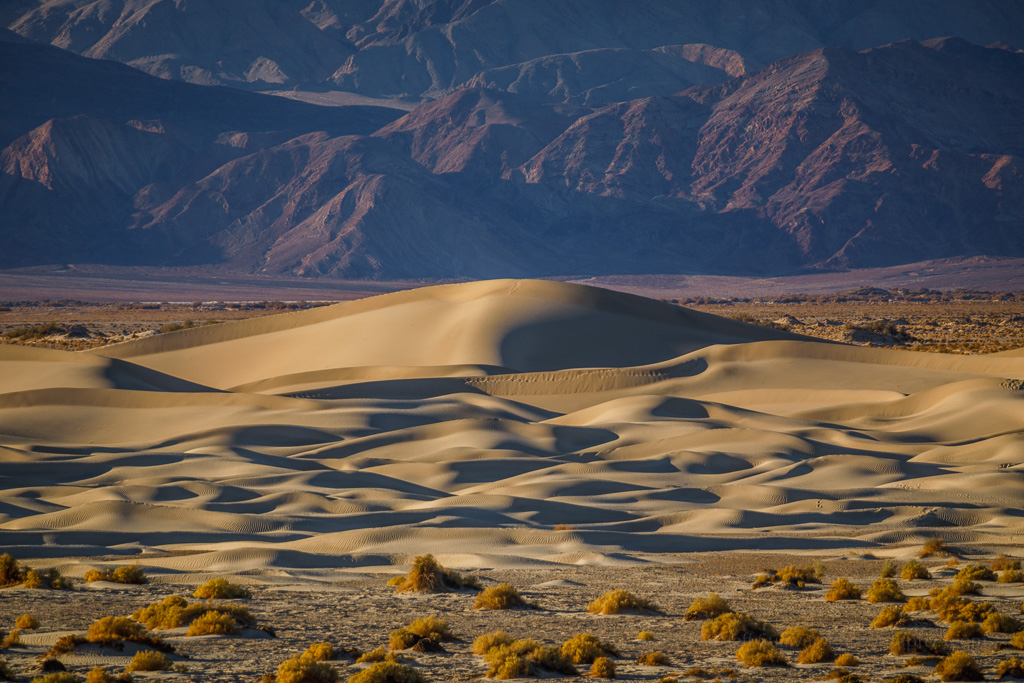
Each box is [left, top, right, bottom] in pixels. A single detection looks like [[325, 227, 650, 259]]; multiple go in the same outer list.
[[2, 279, 1023, 578]]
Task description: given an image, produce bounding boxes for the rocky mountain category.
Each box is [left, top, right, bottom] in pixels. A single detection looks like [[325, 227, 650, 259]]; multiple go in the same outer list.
[[7, 0, 1024, 101], [2, 5, 1023, 279]]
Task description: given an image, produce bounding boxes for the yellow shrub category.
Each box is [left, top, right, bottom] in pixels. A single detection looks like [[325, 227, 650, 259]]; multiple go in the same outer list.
[[194, 577, 252, 599], [981, 612, 1021, 634], [905, 596, 930, 611], [956, 564, 995, 582], [702, 613, 776, 641], [684, 593, 731, 620], [85, 565, 146, 584], [835, 653, 859, 666], [825, 578, 862, 601], [15, 614, 39, 630], [389, 616, 453, 652], [185, 611, 238, 637], [637, 651, 670, 666], [589, 657, 616, 678], [997, 658, 1024, 679], [890, 631, 950, 656], [735, 640, 788, 667], [87, 616, 148, 643], [797, 638, 834, 664], [944, 621, 983, 641], [389, 554, 479, 593], [637, 631, 655, 641], [933, 651, 982, 682], [474, 584, 527, 610], [125, 651, 172, 672], [560, 634, 620, 664], [901, 561, 931, 580], [276, 653, 338, 683], [305, 642, 335, 661], [1, 630, 20, 648], [472, 631, 512, 655], [779, 626, 819, 648], [872, 605, 910, 628], [919, 538, 951, 558], [347, 661, 424, 683], [866, 578, 905, 603], [999, 569, 1024, 583], [991, 555, 1022, 572], [587, 589, 661, 615]]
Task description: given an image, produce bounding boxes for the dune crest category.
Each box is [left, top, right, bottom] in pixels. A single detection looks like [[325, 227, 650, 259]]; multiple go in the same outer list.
[[3, 280, 1024, 576]]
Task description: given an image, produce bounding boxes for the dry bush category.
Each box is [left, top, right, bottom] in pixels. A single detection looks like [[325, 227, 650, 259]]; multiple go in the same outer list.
[[0, 656, 12, 681], [998, 569, 1024, 584], [684, 593, 730, 620], [589, 657, 615, 678], [388, 616, 454, 652], [347, 660, 426, 683], [472, 631, 512, 655], [881, 559, 899, 578], [902, 561, 931, 580], [920, 538, 953, 558], [186, 611, 238, 637], [85, 565, 147, 585], [0, 630, 20, 648], [553, 524, 576, 531], [277, 653, 338, 683], [194, 577, 252, 600], [132, 595, 254, 630], [0, 554, 23, 586], [1011, 631, 1024, 649], [483, 639, 575, 678], [905, 596, 931, 612], [779, 626, 820, 648], [945, 621, 983, 641], [15, 614, 39, 630], [753, 564, 821, 589], [637, 651, 670, 666], [992, 555, 1022, 572], [528, 646, 576, 675], [835, 653, 860, 666], [23, 567, 73, 590], [474, 584, 528, 610], [929, 589, 994, 623], [982, 612, 1022, 634], [390, 555, 480, 593], [587, 589, 661, 615], [797, 638, 834, 664], [487, 648, 528, 679], [84, 667, 132, 683], [735, 639, 788, 667], [825, 578, 862, 601], [873, 606, 912, 628], [125, 651, 172, 673], [86, 616, 171, 652], [305, 643, 335, 661], [561, 634, 620, 664], [947, 579, 982, 596], [956, 565, 996, 582], [867, 578, 906, 603], [890, 631, 950, 656], [702, 612, 776, 641], [884, 676, 926, 683], [997, 657, 1024, 679], [356, 648, 395, 664], [637, 631, 655, 641], [28, 675, 81, 683], [933, 651, 983, 681], [44, 635, 86, 658]]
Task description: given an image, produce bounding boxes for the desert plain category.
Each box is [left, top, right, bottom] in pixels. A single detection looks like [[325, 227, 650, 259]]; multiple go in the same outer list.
[[2, 278, 1024, 681]]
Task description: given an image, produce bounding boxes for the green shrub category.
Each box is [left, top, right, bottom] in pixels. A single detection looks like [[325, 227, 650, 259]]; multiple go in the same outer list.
[[867, 578, 905, 603], [684, 593, 730, 620], [194, 577, 251, 599], [587, 589, 661, 615], [825, 578, 862, 601], [735, 640, 788, 667], [389, 555, 480, 593], [474, 584, 527, 610], [702, 612, 776, 641], [933, 651, 983, 681], [902, 561, 931, 580], [125, 651, 172, 672]]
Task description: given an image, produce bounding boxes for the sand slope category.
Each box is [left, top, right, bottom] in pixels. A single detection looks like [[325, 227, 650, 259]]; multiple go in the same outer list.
[[2, 279, 1024, 576]]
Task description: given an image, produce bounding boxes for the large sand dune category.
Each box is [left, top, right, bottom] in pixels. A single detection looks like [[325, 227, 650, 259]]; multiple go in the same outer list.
[[2, 279, 1023, 578]]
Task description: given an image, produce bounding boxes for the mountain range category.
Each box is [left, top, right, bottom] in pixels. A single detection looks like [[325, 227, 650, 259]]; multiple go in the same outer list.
[[2, 2, 1023, 279]]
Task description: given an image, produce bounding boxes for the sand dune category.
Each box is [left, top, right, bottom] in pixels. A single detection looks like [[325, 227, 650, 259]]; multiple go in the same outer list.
[[2, 279, 1024, 577]]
